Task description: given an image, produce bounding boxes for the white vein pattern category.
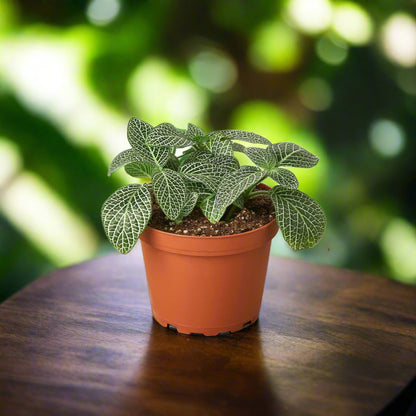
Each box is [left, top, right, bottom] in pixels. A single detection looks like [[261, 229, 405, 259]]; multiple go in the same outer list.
[[101, 184, 152, 254], [211, 166, 265, 222], [205, 135, 234, 157], [108, 149, 143, 176], [267, 168, 299, 189], [185, 181, 212, 203], [186, 123, 204, 139], [127, 117, 170, 166], [270, 186, 326, 250], [127, 117, 152, 149], [180, 160, 228, 192], [124, 161, 157, 178], [152, 169, 187, 220], [211, 156, 240, 172], [244, 147, 276, 169], [267, 142, 319, 168], [199, 194, 216, 223], [147, 123, 194, 147], [208, 129, 272, 145], [179, 192, 198, 219]]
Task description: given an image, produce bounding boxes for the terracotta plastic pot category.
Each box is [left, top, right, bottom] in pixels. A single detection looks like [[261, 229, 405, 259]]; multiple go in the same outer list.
[[140, 192, 279, 336]]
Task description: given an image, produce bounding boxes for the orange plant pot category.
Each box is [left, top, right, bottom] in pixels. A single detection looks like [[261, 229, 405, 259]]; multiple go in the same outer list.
[[140, 216, 278, 336]]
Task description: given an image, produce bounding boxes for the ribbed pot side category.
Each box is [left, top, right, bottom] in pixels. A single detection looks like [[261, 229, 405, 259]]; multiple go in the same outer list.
[[139, 218, 278, 336]]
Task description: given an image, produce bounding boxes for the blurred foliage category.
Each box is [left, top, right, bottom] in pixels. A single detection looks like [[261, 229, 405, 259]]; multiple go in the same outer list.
[[0, 0, 415, 302]]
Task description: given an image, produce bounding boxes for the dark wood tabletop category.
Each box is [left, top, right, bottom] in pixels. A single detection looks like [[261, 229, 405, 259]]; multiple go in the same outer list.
[[0, 248, 415, 416]]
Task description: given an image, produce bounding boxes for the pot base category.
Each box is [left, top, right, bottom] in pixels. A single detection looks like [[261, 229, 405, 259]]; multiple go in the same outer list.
[[153, 314, 259, 336]]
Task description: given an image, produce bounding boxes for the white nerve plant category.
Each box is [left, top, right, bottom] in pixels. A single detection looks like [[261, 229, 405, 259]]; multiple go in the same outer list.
[[102, 117, 326, 254]]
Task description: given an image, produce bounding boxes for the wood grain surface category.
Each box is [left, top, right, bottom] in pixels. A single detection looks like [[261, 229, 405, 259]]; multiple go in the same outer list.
[[0, 248, 415, 416]]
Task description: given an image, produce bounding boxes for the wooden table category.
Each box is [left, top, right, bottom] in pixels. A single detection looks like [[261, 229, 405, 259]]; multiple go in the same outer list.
[[0, 249, 415, 416]]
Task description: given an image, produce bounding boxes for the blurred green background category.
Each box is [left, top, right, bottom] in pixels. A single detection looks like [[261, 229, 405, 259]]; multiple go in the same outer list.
[[0, 0, 415, 301]]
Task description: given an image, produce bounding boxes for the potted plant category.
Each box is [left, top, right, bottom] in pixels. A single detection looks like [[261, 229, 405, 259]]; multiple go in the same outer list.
[[101, 117, 326, 335]]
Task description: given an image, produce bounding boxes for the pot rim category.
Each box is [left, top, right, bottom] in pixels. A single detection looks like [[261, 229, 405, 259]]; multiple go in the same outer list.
[[143, 217, 277, 241]]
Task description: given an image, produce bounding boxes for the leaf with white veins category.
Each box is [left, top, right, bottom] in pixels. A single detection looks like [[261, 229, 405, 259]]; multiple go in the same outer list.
[[270, 186, 326, 250], [152, 169, 187, 220], [205, 134, 233, 156], [267, 168, 299, 189], [208, 129, 271, 145], [147, 122, 194, 147], [108, 149, 143, 176], [210, 166, 265, 222], [101, 184, 152, 254], [180, 160, 227, 191], [127, 117, 170, 166], [177, 192, 198, 220], [267, 142, 319, 168], [199, 194, 217, 224], [124, 161, 158, 178], [186, 123, 205, 139], [244, 147, 276, 169], [127, 117, 152, 149], [212, 155, 240, 171], [232, 142, 246, 153]]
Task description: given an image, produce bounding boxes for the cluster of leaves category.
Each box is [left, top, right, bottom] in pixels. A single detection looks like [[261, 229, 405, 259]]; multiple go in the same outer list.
[[102, 117, 326, 254]]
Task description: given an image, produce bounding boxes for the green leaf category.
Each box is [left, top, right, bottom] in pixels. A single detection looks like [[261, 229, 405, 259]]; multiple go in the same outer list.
[[232, 142, 246, 153], [101, 184, 152, 254], [210, 166, 265, 222], [199, 194, 217, 223], [244, 147, 276, 169], [152, 169, 187, 220], [267, 168, 299, 189], [186, 123, 204, 139], [267, 142, 319, 168], [270, 186, 326, 250], [208, 129, 272, 145], [185, 150, 214, 164], [136, 145, 170, 167], [165, 154, 180, 171], [205, 134, 233, 157], [127, 117, 170, 166], [233, 194, 245, 209], [186, 181, 212, 203], [178, 192, 198, 219], [180, 159, 226, 192], [127, 117, 152, 149], [212, 155, 240, 171], [147, 122, 194, 147], [108, 149, 143, 176], [124, 161, 158, 178]]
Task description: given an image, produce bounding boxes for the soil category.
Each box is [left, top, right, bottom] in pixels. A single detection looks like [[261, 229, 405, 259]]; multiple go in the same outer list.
[[148, 192, 275, 237]]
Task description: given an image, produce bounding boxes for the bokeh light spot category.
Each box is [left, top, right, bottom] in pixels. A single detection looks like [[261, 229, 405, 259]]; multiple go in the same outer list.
[[381, 13, 416, 67], [286, 0, 332, 35], [128, 57, 207, 126], [86, 0, 121, 26], [249, 21, 302, 72], [0, 172, 99, 266], [0, 138, 21, 188], [316, 35, 348, 65], [369, 119, 406, 157], [189, 48, 238, 93], [298, 78, 333, 111], [381, 218, 416, 284], [332, 2, 373, 46]]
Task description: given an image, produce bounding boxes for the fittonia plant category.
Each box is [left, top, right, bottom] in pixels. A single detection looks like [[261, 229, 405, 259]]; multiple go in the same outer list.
[[102, 117, 326, 254]]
